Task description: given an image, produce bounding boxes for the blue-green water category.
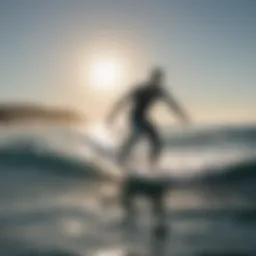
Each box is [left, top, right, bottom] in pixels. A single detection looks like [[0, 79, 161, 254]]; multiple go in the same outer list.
[[0, 124, 255, 256]]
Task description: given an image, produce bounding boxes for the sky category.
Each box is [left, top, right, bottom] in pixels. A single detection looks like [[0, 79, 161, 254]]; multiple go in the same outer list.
[[0, 0, 255, 124]]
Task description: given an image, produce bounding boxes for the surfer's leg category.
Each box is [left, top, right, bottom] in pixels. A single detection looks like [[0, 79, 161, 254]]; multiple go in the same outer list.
[[118, 122, 141, 166], [144, 120, 162, 170], [118, 134, 136, 166]]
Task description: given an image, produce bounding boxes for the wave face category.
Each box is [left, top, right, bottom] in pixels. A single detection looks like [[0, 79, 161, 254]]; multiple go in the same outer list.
[[199, 158, 256, 184], [0, 143, 109, 181], [0, 142, 255, 183], [0, 124, 255, 183]]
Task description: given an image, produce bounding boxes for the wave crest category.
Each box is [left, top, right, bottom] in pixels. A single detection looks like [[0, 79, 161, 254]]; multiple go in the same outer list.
[[0, 143, 106, 180]]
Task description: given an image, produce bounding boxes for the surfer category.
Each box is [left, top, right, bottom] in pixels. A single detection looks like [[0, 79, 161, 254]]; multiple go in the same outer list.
[[106, 67, 189, 170]]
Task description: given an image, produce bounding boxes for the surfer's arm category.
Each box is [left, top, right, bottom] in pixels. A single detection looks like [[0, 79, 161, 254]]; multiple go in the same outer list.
[[106, 90, 133, 124], [162, 90, 190, 123]]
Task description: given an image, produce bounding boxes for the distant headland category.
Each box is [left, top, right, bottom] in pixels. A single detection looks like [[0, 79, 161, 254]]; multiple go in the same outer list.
[[0, 103, 83, 125]]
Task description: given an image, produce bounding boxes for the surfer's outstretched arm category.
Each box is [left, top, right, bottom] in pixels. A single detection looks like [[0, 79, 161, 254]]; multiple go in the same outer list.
[[163, 90, 190, 123], [106, 90, 133, 124]]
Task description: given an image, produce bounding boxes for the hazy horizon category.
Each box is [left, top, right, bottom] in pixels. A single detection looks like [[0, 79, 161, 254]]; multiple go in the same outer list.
[[1, 0, 255, 125]]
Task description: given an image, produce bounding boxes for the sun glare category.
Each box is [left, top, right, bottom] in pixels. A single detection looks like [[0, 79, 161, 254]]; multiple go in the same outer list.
[[88, 59, 123, 91]]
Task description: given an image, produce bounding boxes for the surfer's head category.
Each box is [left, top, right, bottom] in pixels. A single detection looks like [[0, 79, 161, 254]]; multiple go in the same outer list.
[[149, 66, 164, 86]]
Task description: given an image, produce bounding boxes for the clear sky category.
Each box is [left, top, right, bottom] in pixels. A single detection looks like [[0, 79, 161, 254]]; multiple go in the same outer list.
[[0, 0, 255, 124]]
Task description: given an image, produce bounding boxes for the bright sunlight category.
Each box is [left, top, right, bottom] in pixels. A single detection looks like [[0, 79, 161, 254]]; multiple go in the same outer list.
[[88, 58, 124, 91]]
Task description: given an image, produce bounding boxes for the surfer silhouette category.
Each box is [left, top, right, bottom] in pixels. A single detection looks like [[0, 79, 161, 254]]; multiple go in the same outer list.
[[107, 67, 189, 170]]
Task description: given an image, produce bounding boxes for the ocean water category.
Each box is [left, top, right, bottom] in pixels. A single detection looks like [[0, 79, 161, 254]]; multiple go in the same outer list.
[[0, 124, 256, 256]]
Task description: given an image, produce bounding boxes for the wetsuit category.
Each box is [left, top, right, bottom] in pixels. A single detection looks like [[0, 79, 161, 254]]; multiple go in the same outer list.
[[119, 84, 163, 165]]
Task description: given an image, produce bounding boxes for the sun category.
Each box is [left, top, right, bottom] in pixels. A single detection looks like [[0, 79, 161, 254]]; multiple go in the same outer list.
[[88, 58, 123, 91]]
